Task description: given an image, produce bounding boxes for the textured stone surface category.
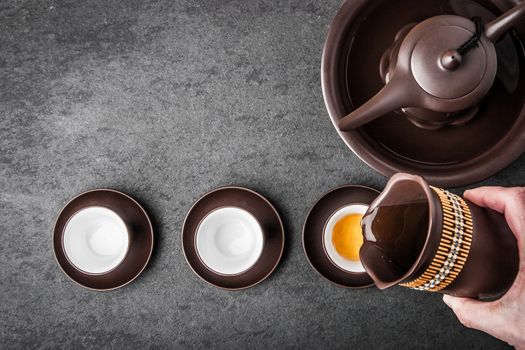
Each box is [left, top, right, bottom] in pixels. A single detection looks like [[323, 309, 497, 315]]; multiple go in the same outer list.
[[0, 0, 521, 348]]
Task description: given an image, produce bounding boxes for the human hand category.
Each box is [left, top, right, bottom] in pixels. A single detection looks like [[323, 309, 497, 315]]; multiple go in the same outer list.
[[442, 186, 525, 349]]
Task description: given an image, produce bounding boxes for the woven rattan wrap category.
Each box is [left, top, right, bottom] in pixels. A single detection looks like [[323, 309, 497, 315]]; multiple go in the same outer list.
[[399, 187, 473, 291]]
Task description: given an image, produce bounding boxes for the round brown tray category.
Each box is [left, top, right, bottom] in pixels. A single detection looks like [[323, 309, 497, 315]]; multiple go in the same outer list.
[[322, 0, 525, 187]]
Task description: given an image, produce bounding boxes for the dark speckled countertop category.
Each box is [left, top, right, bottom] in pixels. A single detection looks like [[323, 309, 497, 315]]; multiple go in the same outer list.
[[1, 0, 521, 348]]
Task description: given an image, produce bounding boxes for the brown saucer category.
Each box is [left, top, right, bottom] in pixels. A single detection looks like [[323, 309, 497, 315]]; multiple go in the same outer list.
[[182, 186, 284, 290], [53, 189, 154, 291], [303, 185, 379, 288], [322, 0, 525, 187]]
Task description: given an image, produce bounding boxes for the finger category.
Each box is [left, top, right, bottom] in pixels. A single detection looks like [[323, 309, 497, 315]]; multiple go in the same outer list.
[[464, 186, 513, 214], [443, 295, 503, 336], [464, 187, 525, 243]]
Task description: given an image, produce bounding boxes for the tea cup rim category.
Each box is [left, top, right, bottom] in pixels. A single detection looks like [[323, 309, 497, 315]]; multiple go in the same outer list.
[[322, 203, 368, 274], [62, 205, 131, 276], [194, 205, 265, 277]]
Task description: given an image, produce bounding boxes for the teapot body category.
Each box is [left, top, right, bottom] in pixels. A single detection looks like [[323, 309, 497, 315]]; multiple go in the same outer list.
[[379, 23, 481, 130]]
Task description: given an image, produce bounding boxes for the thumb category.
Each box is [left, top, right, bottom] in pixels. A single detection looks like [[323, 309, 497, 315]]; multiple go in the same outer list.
[[443, 295, 497, 332]]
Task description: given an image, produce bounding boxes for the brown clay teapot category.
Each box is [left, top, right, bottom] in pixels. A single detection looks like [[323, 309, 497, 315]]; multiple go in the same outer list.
[[339, 1, 525, 130], [359, 173, 519, 299]]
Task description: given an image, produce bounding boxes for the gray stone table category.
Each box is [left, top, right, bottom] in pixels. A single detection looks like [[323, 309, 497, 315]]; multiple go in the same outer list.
[[1, 0, 523, 348]]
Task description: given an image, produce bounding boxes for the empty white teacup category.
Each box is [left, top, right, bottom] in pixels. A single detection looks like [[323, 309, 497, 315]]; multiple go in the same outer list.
[[323, 204, 367, 273], [196, 207, 264, 275], [63, 206, 129, 274]]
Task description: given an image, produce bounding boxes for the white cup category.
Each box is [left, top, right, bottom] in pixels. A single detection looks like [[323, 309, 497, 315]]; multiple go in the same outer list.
[[323, 204, 367, 273], [63, 207, 129, 274], [196, 207, 264, 275]]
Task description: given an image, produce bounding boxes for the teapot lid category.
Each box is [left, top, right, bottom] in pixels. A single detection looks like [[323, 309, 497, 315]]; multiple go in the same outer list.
[[401, 15, 497, 101]]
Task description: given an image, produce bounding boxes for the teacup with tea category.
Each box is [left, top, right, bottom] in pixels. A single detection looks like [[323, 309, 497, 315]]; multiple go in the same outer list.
[[323, 204, 368, 273]]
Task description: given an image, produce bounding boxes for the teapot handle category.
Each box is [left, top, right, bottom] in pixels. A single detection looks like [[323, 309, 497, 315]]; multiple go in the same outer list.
[[339, 76, 415, 131], [485, 1, 525, 42]]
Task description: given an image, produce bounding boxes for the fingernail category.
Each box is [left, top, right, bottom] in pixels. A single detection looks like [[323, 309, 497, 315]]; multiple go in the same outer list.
[[443, 294, 451, 306]]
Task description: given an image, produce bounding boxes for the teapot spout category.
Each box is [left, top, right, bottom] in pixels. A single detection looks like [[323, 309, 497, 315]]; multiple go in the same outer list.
[[339, 76, 413, 131], [484, 1, 525, 42]]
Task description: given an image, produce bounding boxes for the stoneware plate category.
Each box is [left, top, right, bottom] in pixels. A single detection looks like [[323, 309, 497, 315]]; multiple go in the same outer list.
[[53, 189, 154, 291], [182, 186, 284, 290], [322, 0, 525, 187], [303, 185, 379, 288]]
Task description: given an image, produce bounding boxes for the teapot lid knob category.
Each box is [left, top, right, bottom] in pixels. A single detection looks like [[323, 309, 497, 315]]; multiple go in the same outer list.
[[440, 49, 462, 71]]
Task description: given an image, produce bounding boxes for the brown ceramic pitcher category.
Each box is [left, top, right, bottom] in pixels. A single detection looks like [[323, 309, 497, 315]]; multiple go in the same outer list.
[[360, 173, 519, 299]]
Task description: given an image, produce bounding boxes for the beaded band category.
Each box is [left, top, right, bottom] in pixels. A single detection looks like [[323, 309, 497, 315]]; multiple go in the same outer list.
[[399, 187, 473, 291]]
